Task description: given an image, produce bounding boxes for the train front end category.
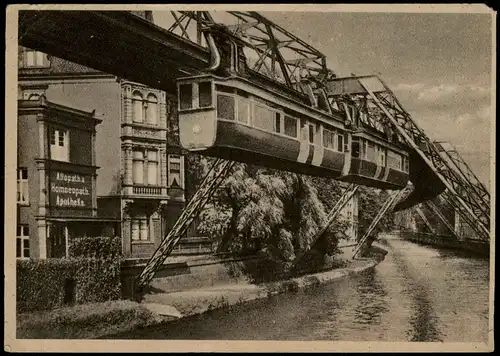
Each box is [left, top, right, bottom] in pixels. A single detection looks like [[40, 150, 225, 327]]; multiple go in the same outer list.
[[177, 76, 218, 151]]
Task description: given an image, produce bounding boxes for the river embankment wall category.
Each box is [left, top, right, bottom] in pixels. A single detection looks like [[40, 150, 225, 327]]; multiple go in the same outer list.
[[397, 231, 490, 257]]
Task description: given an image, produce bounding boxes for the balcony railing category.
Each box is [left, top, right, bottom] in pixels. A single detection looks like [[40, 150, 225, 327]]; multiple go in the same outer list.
[[132, 185, 163, 196], [131, 126, 162, 139]]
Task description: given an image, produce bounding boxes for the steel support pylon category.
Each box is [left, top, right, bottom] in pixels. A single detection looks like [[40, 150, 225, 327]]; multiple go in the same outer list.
[[414, 205, 436, 234], [134, 158, 235, 298], [357, 78, 490, 240], [424, 200, 459, 239], [352, 184, 412, 259], [292, 183, 359, 268]]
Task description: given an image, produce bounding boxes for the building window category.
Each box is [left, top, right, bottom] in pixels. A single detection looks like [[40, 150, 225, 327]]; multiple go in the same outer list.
[[17, 168, 29, 205], [168, 155, 183, 188], [23, 50, 50, 68], [17, 225, 30, 259], [132, 91, 144, 123], [131, 214, 150, 241], [132, 150, 144, 184], [145, 94, 158, 125], [50, 128, 69, 162], [147, 150, 158, 185]]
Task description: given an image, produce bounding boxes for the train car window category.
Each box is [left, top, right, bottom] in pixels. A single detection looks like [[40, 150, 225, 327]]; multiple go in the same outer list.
[[217, 94, 235, 121], [237, 98, 249, 124], [331, 130, 337, 149], [274, 113, 282, 134], [308, 124, 315, 144], [366, 141, 377, 162], [179, 84, 193, 110], [362, 140, 368, 159], [379, 148, 386, 166], [198, 82, 212, 108], [337, 133, 344, 152], [254, 104, 274, 132], [403, 156, 409, 172], [387, 150, 403, 170], [284, 116, 297, 138], [300, 121, 308, 141], [352, 139, 360, 158], [322, 129, 330, 148]]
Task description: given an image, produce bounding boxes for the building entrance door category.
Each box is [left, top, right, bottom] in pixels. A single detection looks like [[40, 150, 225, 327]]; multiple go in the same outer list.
[[49, 222, 66, 258]]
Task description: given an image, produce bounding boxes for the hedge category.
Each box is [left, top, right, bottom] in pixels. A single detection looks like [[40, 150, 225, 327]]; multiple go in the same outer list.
[[69, 235, 122, 259], [17, 236, 123, 313]]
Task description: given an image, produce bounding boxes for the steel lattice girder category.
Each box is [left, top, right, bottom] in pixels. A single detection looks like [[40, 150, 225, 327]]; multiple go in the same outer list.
[[352, 184, 413, 259], [433, 141, 490, 205], [166, 11, 335, 91], [134, 158, 236, 296], [414, 205, 436, 234], [424, 200, 458, 238], [293, 183, 359, 267], [326, 75, 490, 239], [377, 114, 489, 233], [18, 10, 335, 94], [438, 191, 489, 241], [365, 78, 490, 231]]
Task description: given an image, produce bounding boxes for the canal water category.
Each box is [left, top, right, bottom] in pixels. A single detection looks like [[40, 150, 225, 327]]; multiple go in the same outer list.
[[113, 236, 491, 342]]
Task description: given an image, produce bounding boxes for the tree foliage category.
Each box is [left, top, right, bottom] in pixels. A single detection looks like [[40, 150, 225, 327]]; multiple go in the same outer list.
[[190, 159, 347, 269], [357, 186, 395, 239]]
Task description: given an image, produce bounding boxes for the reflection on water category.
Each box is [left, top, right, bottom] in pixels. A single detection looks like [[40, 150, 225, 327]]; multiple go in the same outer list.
[[407, 286, 442, 342], [388, 246, 442, 341], [109, 238, 490, 342], [353, 271, 389, 326]]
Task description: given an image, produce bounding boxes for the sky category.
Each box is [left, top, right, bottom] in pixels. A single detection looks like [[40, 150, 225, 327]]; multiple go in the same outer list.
[[153, 10, 494, 187]]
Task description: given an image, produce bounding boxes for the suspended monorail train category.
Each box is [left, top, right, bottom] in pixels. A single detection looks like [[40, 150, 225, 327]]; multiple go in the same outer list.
[[177, 73, 410, 190], [176, 24, 445, 205]]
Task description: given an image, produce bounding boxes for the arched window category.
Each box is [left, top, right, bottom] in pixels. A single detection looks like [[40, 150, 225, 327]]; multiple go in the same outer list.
[[146, 94, 158, 125], [132, 91, 144, 123]]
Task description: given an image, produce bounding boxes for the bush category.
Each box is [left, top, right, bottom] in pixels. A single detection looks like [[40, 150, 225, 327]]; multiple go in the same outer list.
[[17, 236, 122, 313]]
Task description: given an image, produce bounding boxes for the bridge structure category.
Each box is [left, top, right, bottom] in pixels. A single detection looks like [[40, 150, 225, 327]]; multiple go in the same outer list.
[[17, 10, 492, 299]]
